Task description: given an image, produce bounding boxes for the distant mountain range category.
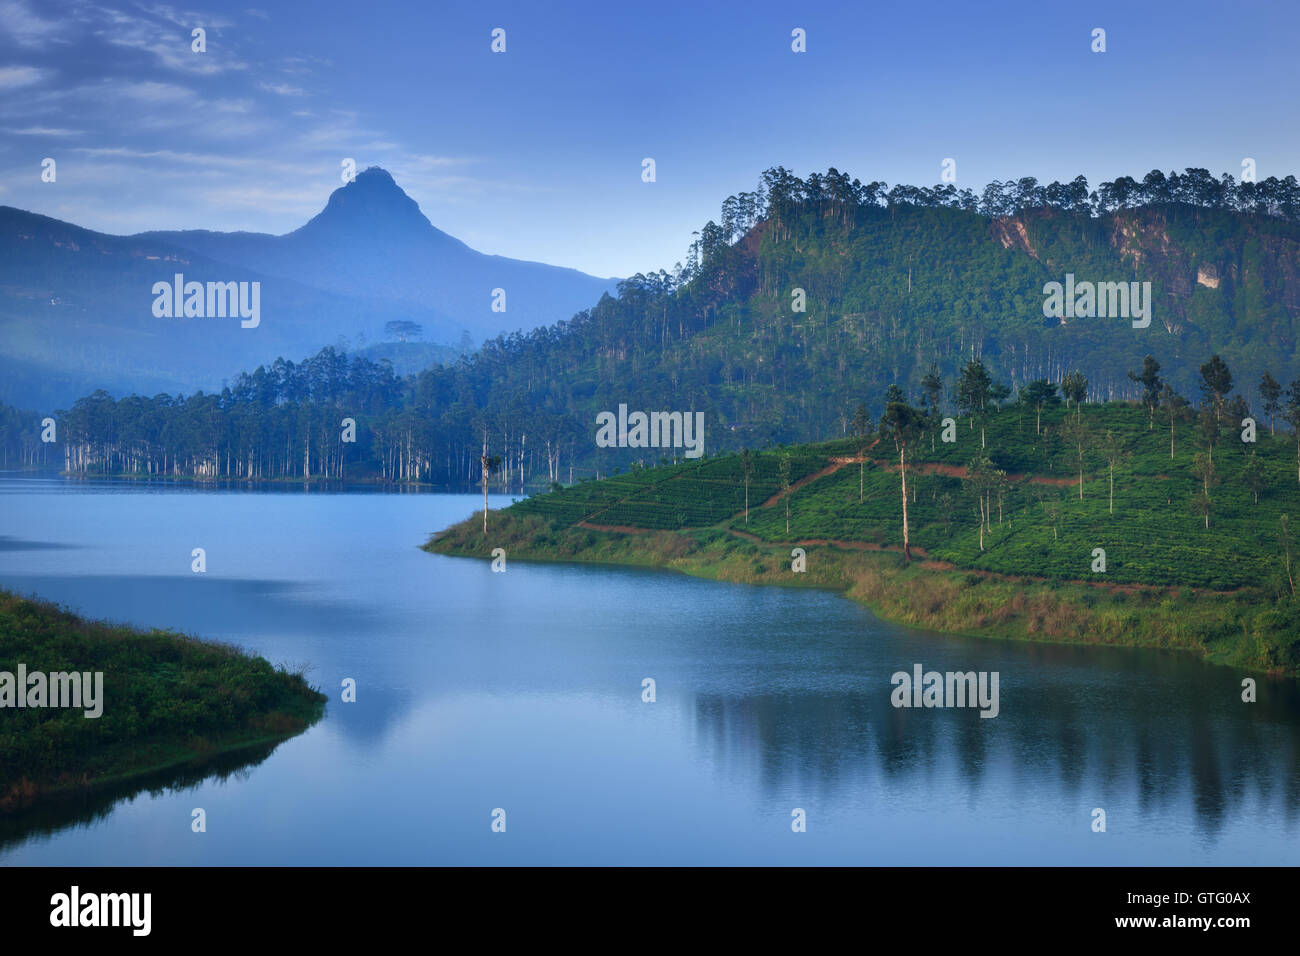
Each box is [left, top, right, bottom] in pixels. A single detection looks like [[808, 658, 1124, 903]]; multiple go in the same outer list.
[[4, 165, 1300, 492], [0, 167, 617, 408]]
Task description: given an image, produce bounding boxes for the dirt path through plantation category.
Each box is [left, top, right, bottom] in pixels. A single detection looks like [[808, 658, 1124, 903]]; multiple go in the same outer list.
[[756, 461, 846, 507], [577, 521, 651, 534]]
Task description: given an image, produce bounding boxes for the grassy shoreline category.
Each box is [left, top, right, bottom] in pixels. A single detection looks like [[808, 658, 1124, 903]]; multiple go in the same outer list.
[[0, 590, 327, 812], [425, 511, 1297, 677]]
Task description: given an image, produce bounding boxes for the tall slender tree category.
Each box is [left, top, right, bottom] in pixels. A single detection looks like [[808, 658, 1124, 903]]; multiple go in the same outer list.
[[1161, 384, 1189, 459], [1023, 379, 1059, 435], [741, 448, 754, 523], [779, 451, 792, 535], [1286, 381, 1300, 485], [480, 433, 501, 534], [852, 402, 872, 501], [1199, 354, 1233, 425], [957, 360, 993, 448], [1242, 452, 1265, 505], [1280, 514, 1296, 597], [1100, 429, 1129, 514], [1061, 415, 1092, 500], [921, 365, 944, 452], [1061, 370, 1088, 423], [1128, 355, 1163, 429], [1261, 372, 1282, 436], [966, 453, 994, 551], [880, 392, 925, 563]]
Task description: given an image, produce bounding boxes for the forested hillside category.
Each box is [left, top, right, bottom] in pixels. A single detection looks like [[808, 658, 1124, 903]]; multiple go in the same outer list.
[[430, 390, 1300, 674], [5, 165, 1300, 488]]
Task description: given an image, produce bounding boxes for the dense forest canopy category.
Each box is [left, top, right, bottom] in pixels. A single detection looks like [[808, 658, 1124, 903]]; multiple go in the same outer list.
[[4, 165, 1300, 488]]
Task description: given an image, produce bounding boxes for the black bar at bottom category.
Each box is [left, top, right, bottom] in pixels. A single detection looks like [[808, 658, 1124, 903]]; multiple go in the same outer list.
[[0, 865, 1278, 941]]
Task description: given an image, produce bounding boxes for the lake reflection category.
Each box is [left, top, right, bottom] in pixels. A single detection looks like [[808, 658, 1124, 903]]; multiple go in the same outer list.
[[0, 475, 1296, 864]]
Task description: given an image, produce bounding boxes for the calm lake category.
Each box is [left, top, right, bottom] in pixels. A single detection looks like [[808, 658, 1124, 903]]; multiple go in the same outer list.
[[1, 475, 1297, 864]]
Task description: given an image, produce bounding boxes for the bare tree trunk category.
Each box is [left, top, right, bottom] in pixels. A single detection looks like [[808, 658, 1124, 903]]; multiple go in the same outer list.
[[900, 446, 911, 563], [481, 433, 489, 535]]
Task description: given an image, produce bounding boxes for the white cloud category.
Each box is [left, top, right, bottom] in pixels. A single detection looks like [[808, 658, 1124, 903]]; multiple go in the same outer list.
[[0, 0, 68, 47], [258, 81, 306, 96], [0, 65, 53, 89], [5, 126, 80, 136], [92, 79, 200, 103], [70, 145, 311, 175], [93, 5, 246, 74]]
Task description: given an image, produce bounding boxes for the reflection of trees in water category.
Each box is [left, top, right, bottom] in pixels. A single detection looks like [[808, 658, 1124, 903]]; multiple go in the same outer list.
[[0, 739, 286, 853], [692, 644, 1300, 842]]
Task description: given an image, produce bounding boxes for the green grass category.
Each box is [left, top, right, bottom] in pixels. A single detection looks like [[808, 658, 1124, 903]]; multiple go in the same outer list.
[[427, 401, 1300, 675], [0, 590, 326, 811], [507, 403, 1300, 591]]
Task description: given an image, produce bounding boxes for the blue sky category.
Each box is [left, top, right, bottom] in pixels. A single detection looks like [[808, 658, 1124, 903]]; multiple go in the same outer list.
[[2, 0, 1298, 278]]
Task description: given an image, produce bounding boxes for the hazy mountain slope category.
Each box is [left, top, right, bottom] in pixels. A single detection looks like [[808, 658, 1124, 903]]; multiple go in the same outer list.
[[0, 167, 617, 408], [0, 206, 445, 408], [137, 167, 618, 342]]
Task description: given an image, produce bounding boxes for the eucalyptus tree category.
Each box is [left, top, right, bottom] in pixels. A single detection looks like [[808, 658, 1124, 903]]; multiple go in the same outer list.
[[1022, 379, 1060, 435], [965, 453, 995, 551], [1199, 355, 1233, 426], [880, 392, 926, 563], [1280, 514, 1296, 597], [1260, 372, 1282, 436], [1242, 453, 1265, 505], [1128, 355, 1163, 429], [1285, 381, 1300, 485], [779, 451, 792, 535], [1161, 385, 1190, 459], [851, 402, 872, 501], [480, 433, 501, 534], [1061, 415, 1093, 500], [741, 448, 754, 523], [1061, 370, 1088, 423], [1100, 430, 1130, 514], [957, 360, 993, 446], [921, 365, 944, 450]]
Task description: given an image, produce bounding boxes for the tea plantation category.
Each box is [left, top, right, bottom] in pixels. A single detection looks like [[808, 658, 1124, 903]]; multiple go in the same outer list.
[[506, 402, 1299, 593]]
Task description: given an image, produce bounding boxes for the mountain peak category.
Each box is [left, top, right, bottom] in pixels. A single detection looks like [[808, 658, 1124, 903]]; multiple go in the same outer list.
[[302, 165, 432, 237]]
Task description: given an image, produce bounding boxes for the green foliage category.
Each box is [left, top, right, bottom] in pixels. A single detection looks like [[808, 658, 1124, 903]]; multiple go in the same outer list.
[[12, 166, 1300, 489], [477, 399, 1300, 671], [0, 591, 325, 807], [506, 402, 1300, 594]]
